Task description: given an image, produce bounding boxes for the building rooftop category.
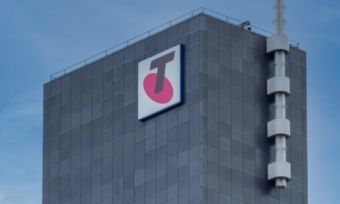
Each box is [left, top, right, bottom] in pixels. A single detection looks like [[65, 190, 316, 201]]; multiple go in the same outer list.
[[49, 7, 300, 81]]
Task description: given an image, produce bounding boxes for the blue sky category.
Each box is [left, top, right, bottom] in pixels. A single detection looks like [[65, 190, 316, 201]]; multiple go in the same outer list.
[[0, 0, 339, 203]]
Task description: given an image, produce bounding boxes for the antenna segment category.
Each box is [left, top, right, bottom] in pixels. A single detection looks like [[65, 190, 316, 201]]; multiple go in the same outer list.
[[275, 0, 285, 34], [266, 0, 291, 188]]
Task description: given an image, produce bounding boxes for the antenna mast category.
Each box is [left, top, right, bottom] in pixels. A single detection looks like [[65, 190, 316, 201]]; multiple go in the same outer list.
[[266, 0, 291, 188], [276, 0, 285, 34]]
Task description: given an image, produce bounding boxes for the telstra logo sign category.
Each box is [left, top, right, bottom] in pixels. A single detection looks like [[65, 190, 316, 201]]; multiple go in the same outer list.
[[138, 45, 183, 120]]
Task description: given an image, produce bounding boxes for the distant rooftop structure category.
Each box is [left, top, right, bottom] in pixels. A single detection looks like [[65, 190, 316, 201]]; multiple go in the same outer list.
[[49, 7, 300, 81]]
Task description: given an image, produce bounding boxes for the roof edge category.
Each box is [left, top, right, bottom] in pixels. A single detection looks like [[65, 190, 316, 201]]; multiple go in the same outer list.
[[49, 7, 301, 82]]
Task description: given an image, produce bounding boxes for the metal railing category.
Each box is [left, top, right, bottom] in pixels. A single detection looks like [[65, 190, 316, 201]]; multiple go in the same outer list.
[[50, 7, 300, 80]]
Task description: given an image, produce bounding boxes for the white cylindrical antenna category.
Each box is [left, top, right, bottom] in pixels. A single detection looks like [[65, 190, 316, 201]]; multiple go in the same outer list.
[[266, 0, 291, 189]]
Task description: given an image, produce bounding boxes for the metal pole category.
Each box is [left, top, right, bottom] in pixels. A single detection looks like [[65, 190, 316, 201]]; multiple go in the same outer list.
[[276, 0, 285, 34], [266, 0, 291, 189]]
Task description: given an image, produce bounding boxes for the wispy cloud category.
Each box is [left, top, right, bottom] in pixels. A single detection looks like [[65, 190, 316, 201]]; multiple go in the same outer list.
[[0, 95, 42, 204], [0, 183, 41, 204]]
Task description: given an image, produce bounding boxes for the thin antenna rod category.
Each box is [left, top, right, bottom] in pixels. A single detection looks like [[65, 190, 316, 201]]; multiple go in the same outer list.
[[276, 0, 285, 34]]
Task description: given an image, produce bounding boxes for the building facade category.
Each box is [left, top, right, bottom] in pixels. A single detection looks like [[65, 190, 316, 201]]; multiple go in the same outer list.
[[43, 13, 307, 204]]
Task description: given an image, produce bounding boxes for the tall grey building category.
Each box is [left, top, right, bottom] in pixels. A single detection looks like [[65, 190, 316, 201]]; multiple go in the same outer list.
[[43, 9, 307, 204]]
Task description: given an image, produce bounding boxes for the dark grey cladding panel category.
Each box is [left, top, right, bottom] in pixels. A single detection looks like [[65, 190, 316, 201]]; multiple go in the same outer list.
[[43, 13, 307, 204]]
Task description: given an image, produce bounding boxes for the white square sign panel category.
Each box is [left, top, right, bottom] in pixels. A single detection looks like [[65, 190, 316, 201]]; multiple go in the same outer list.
[[138, 45, 183, 120]]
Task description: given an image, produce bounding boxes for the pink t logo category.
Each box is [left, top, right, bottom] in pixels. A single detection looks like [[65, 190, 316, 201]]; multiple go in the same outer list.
[[143, 52, 175, 103]]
